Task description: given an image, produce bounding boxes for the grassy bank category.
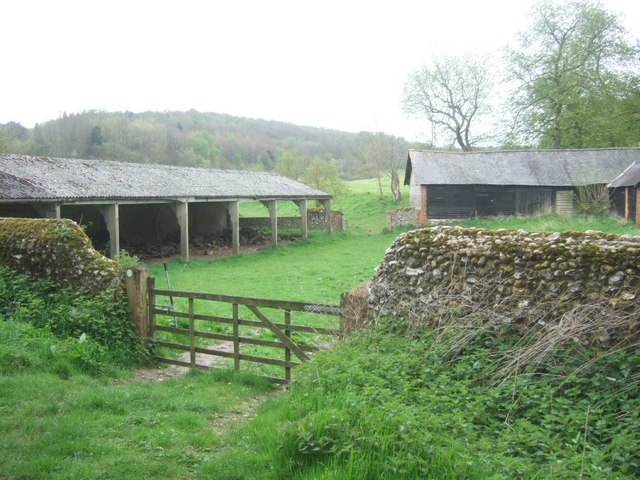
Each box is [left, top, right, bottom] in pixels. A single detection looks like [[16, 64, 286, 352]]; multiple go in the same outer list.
[[454, 213, 640, 236], [202, 325, 640, 479]]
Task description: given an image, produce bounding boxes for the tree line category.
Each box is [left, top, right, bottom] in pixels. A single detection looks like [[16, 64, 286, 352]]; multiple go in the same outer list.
[[0, 110, 411, 199]]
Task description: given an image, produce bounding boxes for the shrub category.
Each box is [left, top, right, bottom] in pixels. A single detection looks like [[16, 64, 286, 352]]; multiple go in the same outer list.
[[574, 184, 612, 215], [0, 265, 149, 370], [275, 328, 640, 478]]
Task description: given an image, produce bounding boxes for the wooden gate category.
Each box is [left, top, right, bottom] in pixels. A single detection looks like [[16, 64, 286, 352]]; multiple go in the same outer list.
[[147, 277, 342, 384]]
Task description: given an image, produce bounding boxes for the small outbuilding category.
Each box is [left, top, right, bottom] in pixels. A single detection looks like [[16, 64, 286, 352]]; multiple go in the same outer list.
[[608, 161, 640, 224], [404, 149, 640, 223], [0, 155, 332, 260]]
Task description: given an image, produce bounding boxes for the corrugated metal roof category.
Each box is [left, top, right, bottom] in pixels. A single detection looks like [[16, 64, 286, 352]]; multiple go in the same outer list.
[[0, 155, 331, 201], [405, 149, 640, 187], [608, 161, 640, 188]]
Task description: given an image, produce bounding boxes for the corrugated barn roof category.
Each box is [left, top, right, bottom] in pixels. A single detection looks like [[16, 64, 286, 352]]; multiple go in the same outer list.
[[405, 149, 640, 187], [608, 161, 640, 188], [0, 155, 330, 201]]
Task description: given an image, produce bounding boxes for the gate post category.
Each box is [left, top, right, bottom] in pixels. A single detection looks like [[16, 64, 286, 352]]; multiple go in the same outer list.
[[125, 266, 149, 339]]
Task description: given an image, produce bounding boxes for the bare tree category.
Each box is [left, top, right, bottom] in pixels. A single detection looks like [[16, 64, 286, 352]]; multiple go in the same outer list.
[[403, 54, 493, 151], [357, 132, 406, 201]]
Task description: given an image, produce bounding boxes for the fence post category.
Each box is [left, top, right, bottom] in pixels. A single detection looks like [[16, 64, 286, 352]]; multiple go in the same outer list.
[[233, 303, 240, 370], [125, 267, 149, 339], [147, 276, 156, 346], [284, 310, 291, 383], [189, 297, 195, 367]]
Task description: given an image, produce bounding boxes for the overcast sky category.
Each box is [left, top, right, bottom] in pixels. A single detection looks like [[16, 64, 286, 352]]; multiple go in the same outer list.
[[1, 0, 639, 142]]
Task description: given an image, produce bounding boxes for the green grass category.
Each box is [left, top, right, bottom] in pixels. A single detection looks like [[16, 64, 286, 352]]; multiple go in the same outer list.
[[239, 176, 410, 234], [0, 367, 273, 479], [452, 213, 640, 236], [200, 327, 640, 479], [332, 176, 410, 234], [147, 232, 397, 303]]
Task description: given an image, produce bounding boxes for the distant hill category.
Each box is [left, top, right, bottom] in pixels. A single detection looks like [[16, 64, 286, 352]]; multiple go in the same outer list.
[[0, 110, 422, 180]]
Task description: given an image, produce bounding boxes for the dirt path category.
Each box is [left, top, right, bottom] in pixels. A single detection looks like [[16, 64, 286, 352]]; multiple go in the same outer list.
[[132, 342, 283, 434], [132, 341, 235, 382]]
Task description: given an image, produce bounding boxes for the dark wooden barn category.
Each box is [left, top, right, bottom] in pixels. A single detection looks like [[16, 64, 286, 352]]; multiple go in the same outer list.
[[609, 161, 640, 224], [404, 149, 640, 223], [0, 155, 332, 261]]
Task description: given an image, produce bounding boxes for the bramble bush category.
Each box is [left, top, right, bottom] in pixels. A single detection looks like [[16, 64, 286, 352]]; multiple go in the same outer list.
[[0, 265, 148, 375]]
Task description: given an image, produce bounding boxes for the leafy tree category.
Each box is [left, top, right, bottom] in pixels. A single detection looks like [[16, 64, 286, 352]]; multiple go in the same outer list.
[[89, 125, 104, 146], [506, 0, 640, 148], [302, 157, 349, 198], [402, 54, 494, 150], [276, 148, 306, 180], [184, 130, 223, 168]]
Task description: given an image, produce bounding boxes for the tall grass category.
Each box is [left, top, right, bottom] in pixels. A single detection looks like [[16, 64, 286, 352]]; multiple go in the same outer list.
[[453, 213, 640, 236]]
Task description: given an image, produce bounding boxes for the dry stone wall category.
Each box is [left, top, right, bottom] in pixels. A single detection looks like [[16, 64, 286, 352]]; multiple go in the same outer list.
[[241, 210, 346, 232], [369, 226, 640, 342], [386, 208, 418, 230], [0, 217, 121, 294]]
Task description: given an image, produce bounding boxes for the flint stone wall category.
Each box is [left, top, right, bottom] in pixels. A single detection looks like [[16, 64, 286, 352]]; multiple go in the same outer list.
[[0, 217, 121, 294], [369, 226, 640, 336], [308, 209, 346, 232], [241, 209, 345, 232], [386, 208, 418, 230]]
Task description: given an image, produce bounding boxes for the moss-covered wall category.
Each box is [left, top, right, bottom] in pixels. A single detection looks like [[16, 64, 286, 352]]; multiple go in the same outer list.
[[370, 226, 640, 341], [0, 217, 121, 293]]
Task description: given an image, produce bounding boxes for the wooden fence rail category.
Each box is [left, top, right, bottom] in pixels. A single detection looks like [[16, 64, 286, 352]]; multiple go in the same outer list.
[[147, 277, 343, 384]]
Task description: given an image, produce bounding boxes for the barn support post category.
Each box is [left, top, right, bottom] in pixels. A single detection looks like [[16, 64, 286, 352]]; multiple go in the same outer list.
[[228, 200, 240, 255], [33, 202, 61, 219], [295, 199, 308, 240], [261, 200, 278, 246], [322, 199, 332, 235], [625, 187, 630, 221], [172, 200, 190, 262], [418, 186, 428, 225], [99, 203, 120, 259]]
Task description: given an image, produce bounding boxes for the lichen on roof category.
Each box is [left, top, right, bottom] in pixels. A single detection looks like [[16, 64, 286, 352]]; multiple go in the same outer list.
[[405, 148, 640, 187], [0, 154, 331, 201]]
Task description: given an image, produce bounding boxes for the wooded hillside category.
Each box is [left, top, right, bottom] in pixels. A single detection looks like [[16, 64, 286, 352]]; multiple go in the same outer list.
[[0, 110, 414, 180]]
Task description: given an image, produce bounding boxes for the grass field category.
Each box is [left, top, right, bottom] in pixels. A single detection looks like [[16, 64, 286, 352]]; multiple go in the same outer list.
[[3, 176, 640, 479]]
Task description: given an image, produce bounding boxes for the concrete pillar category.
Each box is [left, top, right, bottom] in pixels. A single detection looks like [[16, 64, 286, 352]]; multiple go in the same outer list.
[[33, 203, 61, 219], [228, 200, 240, 255], [296, 199, 308, 240], [322, 199, 332, 235], [174, 201, 189, 262], [99, 203, 120, 259], [261, 200, 278, 246]]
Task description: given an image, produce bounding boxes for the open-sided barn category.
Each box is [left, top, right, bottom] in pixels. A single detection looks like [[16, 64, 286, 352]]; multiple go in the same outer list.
[[0, 155, 331, 260], [405, 149, 640, 223]]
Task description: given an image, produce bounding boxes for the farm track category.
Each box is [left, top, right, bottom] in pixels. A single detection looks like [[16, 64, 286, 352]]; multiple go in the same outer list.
[[132, 341, 235, 382], [132, 341, 283, 435]]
